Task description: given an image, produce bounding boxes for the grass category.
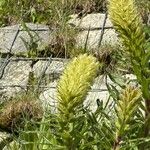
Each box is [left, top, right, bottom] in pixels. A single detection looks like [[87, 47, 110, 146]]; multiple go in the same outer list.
[[0, 93, 43, 134], [0, 0, 106, 27], [0, 0, 107, 59]]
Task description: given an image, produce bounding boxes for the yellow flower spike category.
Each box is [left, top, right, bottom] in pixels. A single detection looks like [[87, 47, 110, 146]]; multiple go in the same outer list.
[[116, 86, 141, 136], [114, 86, 141, 149], [108, 0, 145, 58], [57, 54, 99, 114]]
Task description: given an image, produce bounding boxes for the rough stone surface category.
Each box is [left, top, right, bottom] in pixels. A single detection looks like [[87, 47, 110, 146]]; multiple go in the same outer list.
[[68, 13, 113, 28], [0, 23, 51, 54], [33, 59, 68, 79], [76, 29, 119, 49], [0, 59, 68, 103], [39, 80, 58, 112], [0, 60, 31, 102], [68, 13, 119, 48]]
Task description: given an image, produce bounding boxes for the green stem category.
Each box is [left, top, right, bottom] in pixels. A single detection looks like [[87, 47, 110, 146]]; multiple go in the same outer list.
[[144, 99, 150, 137], [113, 135, 121, 150]]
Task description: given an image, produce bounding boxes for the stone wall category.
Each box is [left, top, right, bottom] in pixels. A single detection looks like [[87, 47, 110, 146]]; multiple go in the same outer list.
[[0, 13, 119, 55], [0, 13, 121, 109], [69, 13, 119, 49]]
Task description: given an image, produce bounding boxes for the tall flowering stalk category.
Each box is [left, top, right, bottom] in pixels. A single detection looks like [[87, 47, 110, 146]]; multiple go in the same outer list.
[[56, 54, 99, 149], [108, 0, 150, 136], [114, 86, 141, 150]]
